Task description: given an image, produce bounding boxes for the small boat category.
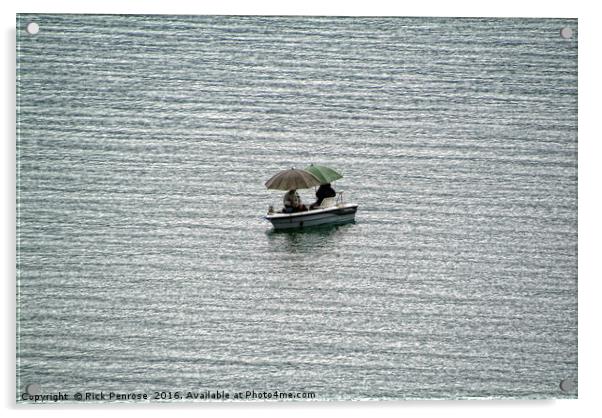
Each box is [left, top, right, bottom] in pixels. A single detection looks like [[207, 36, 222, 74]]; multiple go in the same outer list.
[[263, 165, 358, 230], [264, 196, 358, 230]]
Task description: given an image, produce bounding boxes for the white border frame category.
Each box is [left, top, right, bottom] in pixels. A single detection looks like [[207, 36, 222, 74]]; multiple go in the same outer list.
[[4, 1, 600, 417]]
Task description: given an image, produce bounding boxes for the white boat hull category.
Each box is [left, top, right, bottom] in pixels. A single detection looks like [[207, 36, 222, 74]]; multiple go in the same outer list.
[[264, 203, 358, 230]]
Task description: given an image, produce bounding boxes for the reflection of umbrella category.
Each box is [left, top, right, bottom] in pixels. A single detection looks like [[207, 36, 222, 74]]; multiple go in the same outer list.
[[265, 168, 321, 190], [304, 164, 343, 184]]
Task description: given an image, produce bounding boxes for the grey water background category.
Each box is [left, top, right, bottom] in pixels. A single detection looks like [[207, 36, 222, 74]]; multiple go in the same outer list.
[[16, 15, 577, 400]]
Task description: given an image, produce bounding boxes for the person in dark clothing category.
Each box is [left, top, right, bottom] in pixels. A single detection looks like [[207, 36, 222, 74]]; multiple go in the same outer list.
[[310, 183, 336, 209]]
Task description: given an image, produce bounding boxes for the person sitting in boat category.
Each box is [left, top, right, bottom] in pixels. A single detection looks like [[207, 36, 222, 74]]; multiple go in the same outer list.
[[310, 183, 336, 209], [283, 189, 307, 213]]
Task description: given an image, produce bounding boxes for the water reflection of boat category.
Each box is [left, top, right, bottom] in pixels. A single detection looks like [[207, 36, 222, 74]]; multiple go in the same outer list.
[[265, 198, 358, 230], [265, 221, 354, 255]]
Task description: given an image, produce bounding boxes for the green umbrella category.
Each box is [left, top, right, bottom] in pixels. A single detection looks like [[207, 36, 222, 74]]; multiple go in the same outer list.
[[265, 168, 322, 190], [303, 164, 343, 185]]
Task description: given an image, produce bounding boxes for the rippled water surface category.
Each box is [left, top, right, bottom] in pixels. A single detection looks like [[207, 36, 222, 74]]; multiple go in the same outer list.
[[16, 15, 577, 400]]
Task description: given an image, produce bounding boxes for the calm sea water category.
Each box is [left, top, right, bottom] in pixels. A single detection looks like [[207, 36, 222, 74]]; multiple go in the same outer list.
[[16, 15, 577, 400]]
